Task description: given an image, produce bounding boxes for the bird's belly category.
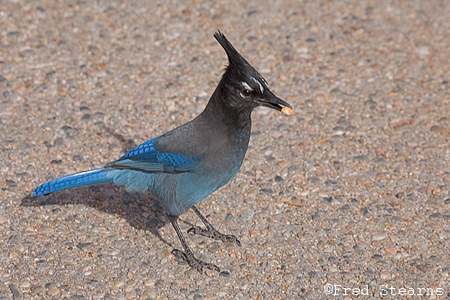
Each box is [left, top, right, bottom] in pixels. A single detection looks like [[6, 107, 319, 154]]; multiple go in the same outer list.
[[108, 167, 241, 216], [159, 168, 239, 216]]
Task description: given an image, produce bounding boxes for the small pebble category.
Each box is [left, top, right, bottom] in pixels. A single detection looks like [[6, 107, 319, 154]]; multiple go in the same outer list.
[[372, 233, 387, 241], [219, 271, 230, 277], [81, 114, 92, 121], [35, 260, 49, 270], [429, 213, 442, 220], [18, 142, 31, 151], [353, 155, 368, 162], [224, 213, 234, 222], [415, 45, 430, 58], [9, 284, 21, 299], [6, 180, 16, 187], [260, 188, 273, 194], [77, 242, 93, 250], [47, 288, 60, 297], [380, 271, 391, 280], [323, 197, 333, 204], [385, 247, 398, 255], [54, 137, 64, 146], [332, 126, 344, 136], [20, 281, 31, 289], [61, 125, 73, 135]]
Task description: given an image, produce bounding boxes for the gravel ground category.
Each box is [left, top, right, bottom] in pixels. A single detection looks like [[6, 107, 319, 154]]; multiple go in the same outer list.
[[1, 0, 450, 299]]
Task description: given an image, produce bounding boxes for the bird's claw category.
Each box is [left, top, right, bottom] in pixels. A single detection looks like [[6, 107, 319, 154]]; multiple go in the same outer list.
[[172, 249, 220, 274], [187, 226, 241, 246]]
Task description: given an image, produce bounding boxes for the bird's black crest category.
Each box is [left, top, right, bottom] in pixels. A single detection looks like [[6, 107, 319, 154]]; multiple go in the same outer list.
[[214, 31, 249, 68]]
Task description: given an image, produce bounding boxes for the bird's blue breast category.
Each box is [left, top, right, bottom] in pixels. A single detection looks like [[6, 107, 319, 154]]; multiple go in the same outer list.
[[106, 166, 237, 216]]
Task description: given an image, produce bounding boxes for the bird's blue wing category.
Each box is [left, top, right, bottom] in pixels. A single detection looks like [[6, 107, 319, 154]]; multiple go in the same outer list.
[[105, 137, 199, 173]]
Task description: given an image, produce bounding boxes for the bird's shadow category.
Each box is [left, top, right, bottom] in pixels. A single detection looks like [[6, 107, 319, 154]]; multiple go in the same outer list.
[[20, 127, 182, 247], [21, 184, 174, 246]]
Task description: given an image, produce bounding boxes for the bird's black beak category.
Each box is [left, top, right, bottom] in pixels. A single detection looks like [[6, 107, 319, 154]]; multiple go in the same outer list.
[[258, 91, 294, 115]]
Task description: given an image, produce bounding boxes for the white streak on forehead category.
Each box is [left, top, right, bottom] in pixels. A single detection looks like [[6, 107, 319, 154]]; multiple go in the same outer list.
[[258, 74, 269, 88], [241, 81, 253, 91], [250, 76, 264, 93]]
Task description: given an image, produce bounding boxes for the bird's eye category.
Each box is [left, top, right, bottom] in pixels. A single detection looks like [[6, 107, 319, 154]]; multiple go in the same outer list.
[[240, 89, 252, 98]]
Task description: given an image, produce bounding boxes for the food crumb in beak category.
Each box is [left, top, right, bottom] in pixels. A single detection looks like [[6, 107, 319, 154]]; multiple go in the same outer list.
[[281, 106, 294, 116]]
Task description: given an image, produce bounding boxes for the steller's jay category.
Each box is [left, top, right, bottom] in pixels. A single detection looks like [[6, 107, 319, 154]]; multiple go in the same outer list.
[[32, 31, 293, 273]]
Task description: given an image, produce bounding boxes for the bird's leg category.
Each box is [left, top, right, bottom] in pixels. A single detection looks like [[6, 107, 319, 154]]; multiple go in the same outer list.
[[187, 206, 241, 246], [168, 215, 220, 274]]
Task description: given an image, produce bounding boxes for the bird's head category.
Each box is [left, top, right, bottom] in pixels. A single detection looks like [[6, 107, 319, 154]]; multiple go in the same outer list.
[[214, 31, 293, 115]]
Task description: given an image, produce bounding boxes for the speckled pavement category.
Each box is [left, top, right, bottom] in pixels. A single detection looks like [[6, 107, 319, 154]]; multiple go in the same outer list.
[[1, 0, 450, 299]]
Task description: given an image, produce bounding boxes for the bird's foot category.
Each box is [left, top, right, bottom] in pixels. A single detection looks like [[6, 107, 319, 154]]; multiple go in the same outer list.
[[187, 226, 241, 246], [172, 249, 220, 274]]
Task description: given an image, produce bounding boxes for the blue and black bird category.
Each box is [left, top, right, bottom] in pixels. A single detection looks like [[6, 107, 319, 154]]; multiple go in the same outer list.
[[32, 31, 293, 273]]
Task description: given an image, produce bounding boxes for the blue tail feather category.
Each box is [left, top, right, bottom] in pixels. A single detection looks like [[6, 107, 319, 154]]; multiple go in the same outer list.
[[32, 168, 112, 196]]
